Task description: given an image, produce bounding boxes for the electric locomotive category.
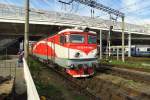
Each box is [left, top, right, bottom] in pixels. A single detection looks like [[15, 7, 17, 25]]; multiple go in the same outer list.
[[32, 28, 97, 77]]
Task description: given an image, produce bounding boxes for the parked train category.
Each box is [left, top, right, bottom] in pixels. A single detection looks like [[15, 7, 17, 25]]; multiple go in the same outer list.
[[32, 29, 98, 77], [106, 45, 150, 56]]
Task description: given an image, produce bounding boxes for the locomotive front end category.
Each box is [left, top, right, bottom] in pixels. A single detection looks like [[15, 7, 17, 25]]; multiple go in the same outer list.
[[63, 30, 97, 77]]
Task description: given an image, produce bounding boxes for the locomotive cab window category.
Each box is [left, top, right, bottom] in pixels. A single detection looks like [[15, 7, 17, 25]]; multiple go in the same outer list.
[[88, 35, 96, 44], [69, 34, 84, 43], [60, 35, 66, 44]]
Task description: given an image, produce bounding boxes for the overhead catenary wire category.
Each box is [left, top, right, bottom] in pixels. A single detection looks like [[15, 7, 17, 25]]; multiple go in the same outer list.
[[119, 0, 146, 11], [122, 3, 150, 25], [110, 0, 150, 25], [94, 0, 144, 21], [125, 5, 150, 14]]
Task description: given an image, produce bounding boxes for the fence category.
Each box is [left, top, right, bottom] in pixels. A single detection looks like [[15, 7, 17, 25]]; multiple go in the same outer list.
[[0, 47, 17, 78], [23, 58, 40, 100], [0, 59, 17, 78]]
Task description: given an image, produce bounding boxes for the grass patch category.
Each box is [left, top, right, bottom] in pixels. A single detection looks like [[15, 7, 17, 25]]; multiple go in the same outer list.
[[28, 57, 89, 100], [100, 58, 150, 72], [35, 81, 64, 100], [28, 57, 64, 100], [74, 96, 88, 100]]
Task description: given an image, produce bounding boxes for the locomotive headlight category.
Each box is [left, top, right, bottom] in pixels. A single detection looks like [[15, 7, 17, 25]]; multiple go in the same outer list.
[[70, 64, 75, 69], [74, 52, 80, 57]]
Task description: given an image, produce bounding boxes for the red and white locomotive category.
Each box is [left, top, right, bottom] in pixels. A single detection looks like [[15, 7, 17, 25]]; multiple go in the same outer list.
[[32, 28, 97, 77]]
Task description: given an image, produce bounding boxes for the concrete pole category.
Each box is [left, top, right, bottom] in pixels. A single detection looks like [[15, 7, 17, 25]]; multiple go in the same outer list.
[[122, 16, 125, 62], [108, 34, 111, 57], [99, 29, 102, 59], [117, 47, 119, 60], [109, 15, 111, 57], [108, 28, 111, 57], [24, 0, 29, 62], [46, 38, 48, 61], [128, 32, 131, 57]]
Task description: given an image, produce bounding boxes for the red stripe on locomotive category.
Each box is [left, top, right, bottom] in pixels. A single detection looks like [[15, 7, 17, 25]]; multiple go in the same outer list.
[[33, 43, 57, 57]]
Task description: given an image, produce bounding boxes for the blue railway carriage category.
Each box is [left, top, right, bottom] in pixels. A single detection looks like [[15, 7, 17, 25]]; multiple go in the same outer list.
[[107, 45, 150, 57], [132, 45, 150, 56]]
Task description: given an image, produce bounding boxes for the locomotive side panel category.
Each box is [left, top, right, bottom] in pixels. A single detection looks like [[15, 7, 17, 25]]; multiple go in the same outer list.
[[32, 41, 56, 60], [32, 34, 70, 67]]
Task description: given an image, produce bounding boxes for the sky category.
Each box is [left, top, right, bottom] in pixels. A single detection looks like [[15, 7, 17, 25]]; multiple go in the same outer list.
[[0, 0, 150, 25]]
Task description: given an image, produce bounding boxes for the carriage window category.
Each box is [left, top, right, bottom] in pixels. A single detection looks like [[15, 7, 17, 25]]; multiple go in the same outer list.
[[111, 48, 113, 51], [131, 48, 134, 51], [69, 34, 84, 43], [147, 48, 150, 51], [88, 35, 96, 44]]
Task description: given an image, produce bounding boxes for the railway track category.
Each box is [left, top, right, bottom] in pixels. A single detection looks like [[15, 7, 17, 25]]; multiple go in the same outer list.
[[45, 62, 100, 100], [31, 56, 150, 100], [96, 65, 150, 84]]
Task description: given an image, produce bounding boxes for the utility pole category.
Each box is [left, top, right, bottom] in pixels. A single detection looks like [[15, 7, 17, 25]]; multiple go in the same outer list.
[[99, 29, 102, 59], [108, 15, 112, 57], [24, 0, 29, 62], [122, 16, 125, 62], [128, 31, 131, 57], [108, 25, 113, 58]]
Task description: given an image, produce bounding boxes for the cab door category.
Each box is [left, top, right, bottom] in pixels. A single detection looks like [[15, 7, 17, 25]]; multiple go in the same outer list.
[[51, 39, 55, 62], [60, 34, 70, 59]]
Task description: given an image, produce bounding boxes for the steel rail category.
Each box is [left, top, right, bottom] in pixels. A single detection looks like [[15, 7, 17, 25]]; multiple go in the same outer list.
[[47, 63, 100, 100]]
